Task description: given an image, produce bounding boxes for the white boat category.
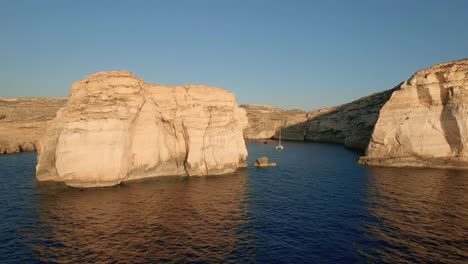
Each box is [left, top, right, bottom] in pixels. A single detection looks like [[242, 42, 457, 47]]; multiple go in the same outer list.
[[276, 129, 284, 150]]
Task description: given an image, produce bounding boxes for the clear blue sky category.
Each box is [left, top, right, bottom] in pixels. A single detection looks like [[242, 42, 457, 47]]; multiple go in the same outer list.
[[1, 0, 467, 110]]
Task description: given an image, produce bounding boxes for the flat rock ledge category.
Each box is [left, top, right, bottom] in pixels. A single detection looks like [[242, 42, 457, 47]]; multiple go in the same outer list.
[[359, 156, 468, 170]]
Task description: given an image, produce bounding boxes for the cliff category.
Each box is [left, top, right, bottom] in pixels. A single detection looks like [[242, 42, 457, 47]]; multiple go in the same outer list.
[[0, 98, 67, 153], [0, 85, 397, 155], [36, 71, 248, 187], [241, 104, 307, 140], [241, 87, 395, 150], [4, 59, 466, 164], [306, 88, 397, 150], [360, 59, 468, 169]]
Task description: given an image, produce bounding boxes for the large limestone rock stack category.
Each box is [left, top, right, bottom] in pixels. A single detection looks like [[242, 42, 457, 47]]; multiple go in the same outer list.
[[36, 71, 248, 187], [360, 59, 468, 169]]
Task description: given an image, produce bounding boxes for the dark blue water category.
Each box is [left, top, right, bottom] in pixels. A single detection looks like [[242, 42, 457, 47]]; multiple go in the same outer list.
[[0, 141, 466, 263]]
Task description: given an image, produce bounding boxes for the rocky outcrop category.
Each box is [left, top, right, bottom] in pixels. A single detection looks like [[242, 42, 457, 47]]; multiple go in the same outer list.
[[253, 156, 277, 167], [241, 88, 396, 150], [0, 98, 67, 153], [36, 71, 248, 187], [360, 59, 468, 169], [241, 104, 307, 140]]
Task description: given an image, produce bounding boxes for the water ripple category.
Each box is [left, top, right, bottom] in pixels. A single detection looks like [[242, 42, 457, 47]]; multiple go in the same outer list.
[[0, 142, 466, 263]]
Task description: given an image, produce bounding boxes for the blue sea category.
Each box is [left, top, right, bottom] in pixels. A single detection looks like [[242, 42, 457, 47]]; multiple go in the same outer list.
[[0, 141, 466, 263]]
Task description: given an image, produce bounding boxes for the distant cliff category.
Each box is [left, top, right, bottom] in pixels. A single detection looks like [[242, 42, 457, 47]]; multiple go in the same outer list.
[[0, 98, 67, 153], [241, 87, 396, 150], [241, 104, 307, 141], [306, 88, 397, 150], [360, 59, 468, 169]]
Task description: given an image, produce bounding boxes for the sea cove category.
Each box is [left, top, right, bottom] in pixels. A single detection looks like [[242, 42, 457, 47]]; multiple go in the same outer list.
[[2, 2, 468, 262], [1, 141, 466, 263]]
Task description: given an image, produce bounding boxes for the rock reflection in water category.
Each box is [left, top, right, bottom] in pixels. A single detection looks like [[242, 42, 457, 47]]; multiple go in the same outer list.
[[29, 172, 252, 263], [361, 167, 468, 263]]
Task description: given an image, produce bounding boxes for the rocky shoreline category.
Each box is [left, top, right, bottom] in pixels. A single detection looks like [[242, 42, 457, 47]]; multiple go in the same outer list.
[[2, 58, 468, 172], [1, 90, 391, 155]]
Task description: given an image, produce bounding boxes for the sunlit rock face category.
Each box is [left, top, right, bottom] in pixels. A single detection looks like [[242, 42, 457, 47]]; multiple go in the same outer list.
[[360, 59, 468, 169], [36, 71, 248, 187]]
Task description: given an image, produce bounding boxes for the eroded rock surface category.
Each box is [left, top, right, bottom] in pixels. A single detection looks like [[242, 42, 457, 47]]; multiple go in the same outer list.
[[36, 71, 248, 187], [0, 98, 67, 153], [360, 59, 468, 169]]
